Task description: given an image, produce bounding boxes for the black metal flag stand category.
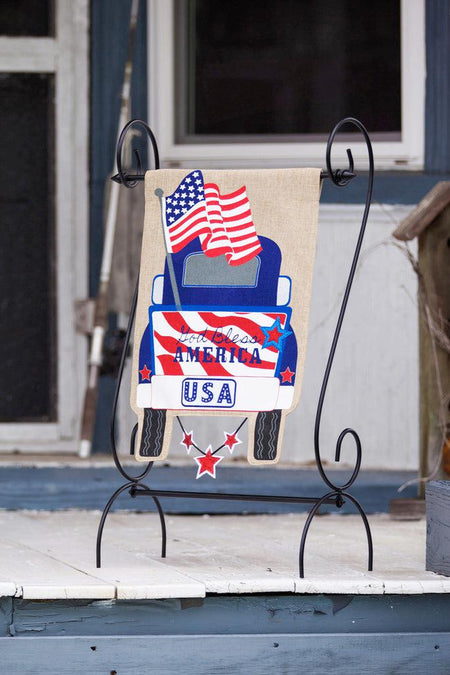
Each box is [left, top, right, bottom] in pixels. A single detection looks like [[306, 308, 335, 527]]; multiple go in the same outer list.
[[96, 117, 374, 578]]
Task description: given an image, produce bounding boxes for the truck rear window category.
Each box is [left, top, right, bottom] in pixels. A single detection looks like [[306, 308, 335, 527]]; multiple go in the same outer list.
[[183, 253, 260, 287]]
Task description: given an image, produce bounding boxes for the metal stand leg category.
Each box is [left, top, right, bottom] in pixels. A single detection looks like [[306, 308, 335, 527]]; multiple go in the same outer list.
[[298, 117, 375, 577], [298, 491, 374, 578], [96, 481, 135, 568], [130, 483, 167, 558], [96, 481, 168, 567]]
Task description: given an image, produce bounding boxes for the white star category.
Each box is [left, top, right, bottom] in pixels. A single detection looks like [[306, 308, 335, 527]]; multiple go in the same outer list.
[[174, 192, 180, 198], [166, 207, 172, 213], [169, 217, 175, 222], [182, 208, 187, 213], [185, 177, 191, 183], [180, 200, 185, 206], [172, 200, 178, 206], [198, 186, 204, 192], [174, 209, 180, 215], [188, 185, 195, 191], [188, 200, 194, 206], [195, 179, 201, 185], [193, 171, 199, 177], [181, 192, 187, 198]]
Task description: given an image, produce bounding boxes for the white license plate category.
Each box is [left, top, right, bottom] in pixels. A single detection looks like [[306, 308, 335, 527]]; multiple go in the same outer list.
[[181, 377, 237, 408]]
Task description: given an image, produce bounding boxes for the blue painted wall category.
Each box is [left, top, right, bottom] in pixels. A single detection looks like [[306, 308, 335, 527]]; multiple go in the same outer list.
[[90, 0, 147, 451]]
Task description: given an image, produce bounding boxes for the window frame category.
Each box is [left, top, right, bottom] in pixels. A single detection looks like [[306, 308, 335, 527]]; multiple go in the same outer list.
[[0, 0, 89, 453], [148, 0, 425, 170]]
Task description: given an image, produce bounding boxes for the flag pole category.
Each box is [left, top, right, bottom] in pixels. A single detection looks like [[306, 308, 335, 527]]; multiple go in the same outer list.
[[154, 188, 182, 309]]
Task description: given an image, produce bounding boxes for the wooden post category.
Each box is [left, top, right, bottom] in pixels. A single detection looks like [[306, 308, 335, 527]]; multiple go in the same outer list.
[[393, 183, 450, 503], [418, 207, 450, 496]]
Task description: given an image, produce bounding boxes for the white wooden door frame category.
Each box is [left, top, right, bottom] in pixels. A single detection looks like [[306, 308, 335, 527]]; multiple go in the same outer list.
[[0, 0, 89, 452]]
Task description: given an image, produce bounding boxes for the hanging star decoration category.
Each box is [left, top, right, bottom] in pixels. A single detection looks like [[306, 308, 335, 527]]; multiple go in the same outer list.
[[176, 417, 247, 479], [180, 430, 195, 454], [223, 431, 242, 454], [194, 447, 223, 479]]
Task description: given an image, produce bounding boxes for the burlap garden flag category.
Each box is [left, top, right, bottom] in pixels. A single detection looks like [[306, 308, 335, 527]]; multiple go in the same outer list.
[[131, 168, 321, 475]]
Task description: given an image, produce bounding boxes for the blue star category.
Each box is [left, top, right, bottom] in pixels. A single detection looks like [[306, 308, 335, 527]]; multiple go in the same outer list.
[[260, 317, 292, 350]]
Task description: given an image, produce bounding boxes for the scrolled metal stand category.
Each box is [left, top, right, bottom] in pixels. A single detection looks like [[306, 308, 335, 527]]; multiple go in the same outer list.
[[96, 117, 374, 578]]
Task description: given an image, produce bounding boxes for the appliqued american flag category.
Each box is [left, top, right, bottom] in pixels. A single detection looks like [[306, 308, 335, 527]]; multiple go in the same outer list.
[[151, 310, 288, 377], [161, 171, 262, 266]]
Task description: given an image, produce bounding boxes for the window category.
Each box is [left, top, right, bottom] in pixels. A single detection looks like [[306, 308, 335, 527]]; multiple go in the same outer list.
[[149, 0, 425, 169], [0, 0, 88, 452]]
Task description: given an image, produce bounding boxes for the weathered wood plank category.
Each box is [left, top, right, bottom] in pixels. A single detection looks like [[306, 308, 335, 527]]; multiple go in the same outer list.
[[0, 633, 449, 674], [0, 598, 12, 637], [0, 537, 114, 600], [0, 512, 205, 601], [418, 209, 450, 492], [1, 512, 449, 599], [9, 595, 450, 638], [426, 481, 450, 576], [393, 182, 450, 240]]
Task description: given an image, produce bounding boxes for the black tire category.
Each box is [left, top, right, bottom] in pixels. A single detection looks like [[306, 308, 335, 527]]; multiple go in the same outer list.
[[253, 409, 282, 461], [139, 408, 166, 457]]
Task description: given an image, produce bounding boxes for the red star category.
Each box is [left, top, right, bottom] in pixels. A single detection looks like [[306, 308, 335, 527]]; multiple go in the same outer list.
[[267, 326, 284, 344], [194, 447, 223, 479], [139, 364, 151, 381], [280, 366, 295, 383], [223, 431, 242, 453], [181, 430, 194, 454]]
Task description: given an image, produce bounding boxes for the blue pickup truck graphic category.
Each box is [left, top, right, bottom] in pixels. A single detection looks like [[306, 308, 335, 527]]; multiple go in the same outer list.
[[136, 236, 297, 462]]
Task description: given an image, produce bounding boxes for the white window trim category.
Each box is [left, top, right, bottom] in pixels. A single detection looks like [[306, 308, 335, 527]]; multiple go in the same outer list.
[[148, 0, 425, 170], [0, 0, 88, 453]]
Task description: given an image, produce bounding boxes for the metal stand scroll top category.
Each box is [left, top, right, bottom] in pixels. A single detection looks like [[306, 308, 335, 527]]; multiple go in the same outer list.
[[97, 117, 374, 578]]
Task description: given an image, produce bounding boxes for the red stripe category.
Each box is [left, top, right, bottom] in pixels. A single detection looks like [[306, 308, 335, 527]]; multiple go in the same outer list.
[[204, 183, 246, 201], [200, 360, 231, 377], [221, 197, 249, 211], [224, 214, 254, 228], [227, 246, 263, 265], [168, 205, 205, 232], [203, 245, 232, 257], [228, 241, 262, 254], [157, 354, 184, 375], [172, 229, 208, 253], [226, 232, 259, 244], [154, 330, 185, 355], [169, 214, 208, 240]]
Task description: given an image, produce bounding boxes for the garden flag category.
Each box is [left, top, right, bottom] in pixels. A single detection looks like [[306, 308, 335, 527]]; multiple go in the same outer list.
[[131, 169, 322, 475]]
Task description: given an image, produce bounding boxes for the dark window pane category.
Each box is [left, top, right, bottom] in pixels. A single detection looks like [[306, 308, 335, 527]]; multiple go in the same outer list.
[[0, 73, 56, 421], [176, 0, 401, 139], [0, 0, 53, 37]]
